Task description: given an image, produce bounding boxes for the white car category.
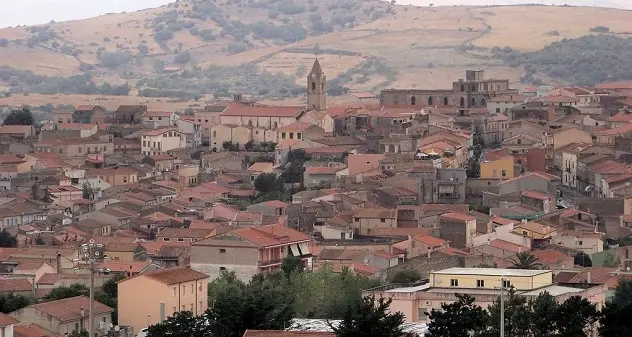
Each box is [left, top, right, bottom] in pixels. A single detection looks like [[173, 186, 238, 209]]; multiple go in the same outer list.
[[137, 328, 149, 337]]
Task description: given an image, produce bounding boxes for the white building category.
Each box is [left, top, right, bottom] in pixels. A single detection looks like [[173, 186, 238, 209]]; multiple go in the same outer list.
[[140, 128, 187, 156], [176, 117, 202, 148]]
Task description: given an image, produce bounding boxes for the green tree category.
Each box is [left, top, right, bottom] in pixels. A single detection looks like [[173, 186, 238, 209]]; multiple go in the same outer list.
[[0, 292, 34, 313], [509, 252, 542, 270], [147, 311, 205, 337], [81, 183, 93, 199], [44, 283, 88, 301], [600, 279, 632, 337], [528, 292, 558, 337], [555, 296, 598, 337], [603, 251, 621, 268], [389, 269, 421, 284], [281, 256, 304, 277], [330, 295, 404, 337], [0, 230, 17, 248], [486, 287, 531, 337], [3, 109, 34, 125], [574, 252, 592, 267], [206, 274, 295, 337], [254, 173, 279, 194], [95, 276, 123, 325], [426, 293, 489, 337]]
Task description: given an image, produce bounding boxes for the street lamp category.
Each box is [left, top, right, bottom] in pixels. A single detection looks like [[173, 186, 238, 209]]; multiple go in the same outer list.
[[500, 275, 505, 337], [79, 239, 105, 337]]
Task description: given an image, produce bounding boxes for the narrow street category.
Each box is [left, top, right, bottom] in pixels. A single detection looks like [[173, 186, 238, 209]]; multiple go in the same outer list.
[[557, 185, 585, 208]]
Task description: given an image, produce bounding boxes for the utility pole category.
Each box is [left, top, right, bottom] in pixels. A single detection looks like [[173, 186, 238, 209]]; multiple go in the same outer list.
[[500, 275, 505, 337], [80, 239, 105, 337]]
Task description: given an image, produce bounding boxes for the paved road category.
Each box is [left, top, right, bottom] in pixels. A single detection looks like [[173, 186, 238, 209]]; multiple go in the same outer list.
[[557, 185, 586, 208]]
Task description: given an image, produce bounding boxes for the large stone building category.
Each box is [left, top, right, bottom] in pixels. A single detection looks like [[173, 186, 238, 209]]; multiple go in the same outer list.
[[380, 70, 517, 108]]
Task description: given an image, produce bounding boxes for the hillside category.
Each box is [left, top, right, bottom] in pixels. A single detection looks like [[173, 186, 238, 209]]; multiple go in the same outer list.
[[0, 0, 631, 106]]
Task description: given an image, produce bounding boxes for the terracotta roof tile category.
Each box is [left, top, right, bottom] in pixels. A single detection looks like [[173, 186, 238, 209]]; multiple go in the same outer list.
[[305, 166, 343, 175], [222, 105, 303, 118], [14, 323, 61, 337], [412, 235, 446, 247], [0, 278, 33, 292], [156, 228, 214, 239], [0, 313, 18, 327], [123, 266, 209, 285], [353, 208, 396, 219], [567, 267, 616, 284], [30, 296, 112, 322], [440, 212, 476, 222], [247, 162, 274, 172], [529, 249, 570, 263], [489, 239, 529, 253], [143, 111, 173, 117], [522, 190, 554, 200], [217, 224, 310, 247]]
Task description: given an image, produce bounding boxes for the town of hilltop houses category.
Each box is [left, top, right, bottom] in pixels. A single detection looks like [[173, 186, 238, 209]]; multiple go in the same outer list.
[[0, 59, 632, 337]]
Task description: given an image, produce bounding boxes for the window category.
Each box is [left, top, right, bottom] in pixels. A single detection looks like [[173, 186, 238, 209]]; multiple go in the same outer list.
[[220, 248, 226, 253], [191, 284, 194, 293], [578, 241, 583, 245], [502, 280, 511, 288], [297, 133, 302, 139], [163, 238, 170, 242], [173, 287, 176, 296], [460, 97, 465, 107], [411, 96, 416, 105], [281, 132, 286, 139], [354, 218, 359, 222], [476, 280, 485, 288], [428, 96, 433, 105], [496, 107, 501, 113], [149, 117, 153, 120], [220, 267, 226, 271], [501, 169, 507, 177], [312, 82, 316, 90], [517, 139, 521, 145], [75, 323, 79, 332], [450, 279, 459, 287], [444, 97, 449, 105], [177, 238, 184, 242], [380, 218, 386, 223], [289, 132, 294, 139], [492, 169, 497, 177], [181, 285, 185, 294], [158, 117, 162, 121]]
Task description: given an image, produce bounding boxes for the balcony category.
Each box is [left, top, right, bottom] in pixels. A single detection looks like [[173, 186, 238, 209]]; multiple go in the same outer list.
[[565, 167, 571, 173], [257, 255, 312, 268]]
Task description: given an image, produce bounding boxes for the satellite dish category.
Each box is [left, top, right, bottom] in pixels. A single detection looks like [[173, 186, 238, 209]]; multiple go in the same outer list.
[[114, 326, 120, 331]]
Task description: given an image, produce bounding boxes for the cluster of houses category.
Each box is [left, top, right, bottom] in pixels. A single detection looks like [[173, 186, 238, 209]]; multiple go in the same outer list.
[[1, 63, 632, 336]]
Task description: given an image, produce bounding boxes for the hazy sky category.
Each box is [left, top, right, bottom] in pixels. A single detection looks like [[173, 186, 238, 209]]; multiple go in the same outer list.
[[1, 0, 630, 28]]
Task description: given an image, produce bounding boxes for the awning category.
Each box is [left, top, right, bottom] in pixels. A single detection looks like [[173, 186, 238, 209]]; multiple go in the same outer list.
[[298, 242, 310, 256], [290, 244, 300, 257]]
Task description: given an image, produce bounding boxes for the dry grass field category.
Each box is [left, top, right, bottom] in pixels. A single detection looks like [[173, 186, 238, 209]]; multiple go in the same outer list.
[[0, 1, 631, 107]]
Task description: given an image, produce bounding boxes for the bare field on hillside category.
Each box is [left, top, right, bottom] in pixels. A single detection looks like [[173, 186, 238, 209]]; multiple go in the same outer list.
[[361, 5, 486, 31], [0, 93, 206, 111], [471, 6, 632, 50], [258, 52, 366, 82], [0, 47, 80, 76]]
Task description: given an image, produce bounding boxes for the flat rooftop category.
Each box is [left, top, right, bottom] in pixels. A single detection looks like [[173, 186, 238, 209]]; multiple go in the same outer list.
[[385, 283, 431, 293], [431, 268, 552, 277], [519, 285, 582, 297]]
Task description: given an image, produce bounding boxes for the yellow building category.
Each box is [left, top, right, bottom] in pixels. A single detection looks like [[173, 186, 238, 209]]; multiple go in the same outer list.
[[480, 155, 514, 179], [118, 266, 210, 334], [429, 267, 553, 291]]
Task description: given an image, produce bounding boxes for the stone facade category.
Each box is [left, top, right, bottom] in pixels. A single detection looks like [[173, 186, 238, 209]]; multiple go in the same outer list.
[[381, 70, 515, 108]]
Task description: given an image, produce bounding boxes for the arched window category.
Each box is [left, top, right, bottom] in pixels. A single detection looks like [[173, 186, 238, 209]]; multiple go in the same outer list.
[[460, 97, 465, 107], [312, 82, 316, 90], [411, 96, 416, 105], [444, 97, 448, 106], [460, 84, 465, 92], [471, 97, 476, 107], [428, 96, 433, 106], [213, 131, 217, 137], [273, 122, 278, 129], [481, 98, 487, 106], [322, 83, 324, 90]]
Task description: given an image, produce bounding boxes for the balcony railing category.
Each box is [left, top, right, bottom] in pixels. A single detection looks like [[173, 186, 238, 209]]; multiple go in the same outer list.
[[438, 193, 460, 199]]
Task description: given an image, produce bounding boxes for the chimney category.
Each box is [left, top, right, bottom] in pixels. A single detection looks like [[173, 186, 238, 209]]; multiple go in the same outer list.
[[586, 271, 591, 284], [80, 307, 85, 318]]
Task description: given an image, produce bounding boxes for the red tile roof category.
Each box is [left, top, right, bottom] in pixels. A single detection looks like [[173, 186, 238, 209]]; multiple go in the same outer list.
[[229, 224, 310, 247], [609, 112, 632, 123], [522, 190, 553, 200], [30, 296, 112, 322], [0, 125, 32, 134], [440, 212, 476, 222], [305, 166, 342, 175], [278, 122, 314, 132], [247, 162, 274, 173], [0, 313, 17, 327], [124, 266, 209, 285], [489, 239, 529, 253], [498, 171, 559, 185], [529, 249, 570, 263], [139, 127, 180, 136], [566, 267, 616, 284], [596, 123, 632, 136], [0, 278, 33, 292], [260, 200, 289, 208], [14, 323, 61, 337], [412, 235, 446, 247]]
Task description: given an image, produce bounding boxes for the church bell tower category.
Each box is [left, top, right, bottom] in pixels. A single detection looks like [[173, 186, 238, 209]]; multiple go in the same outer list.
[[307, 59, 326, 111]]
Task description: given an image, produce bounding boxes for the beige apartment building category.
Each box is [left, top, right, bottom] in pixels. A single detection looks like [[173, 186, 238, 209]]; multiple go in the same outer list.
[[34, 135, 115, 157], [118, 266, 210, 335], [140, 128, 187, 156]]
